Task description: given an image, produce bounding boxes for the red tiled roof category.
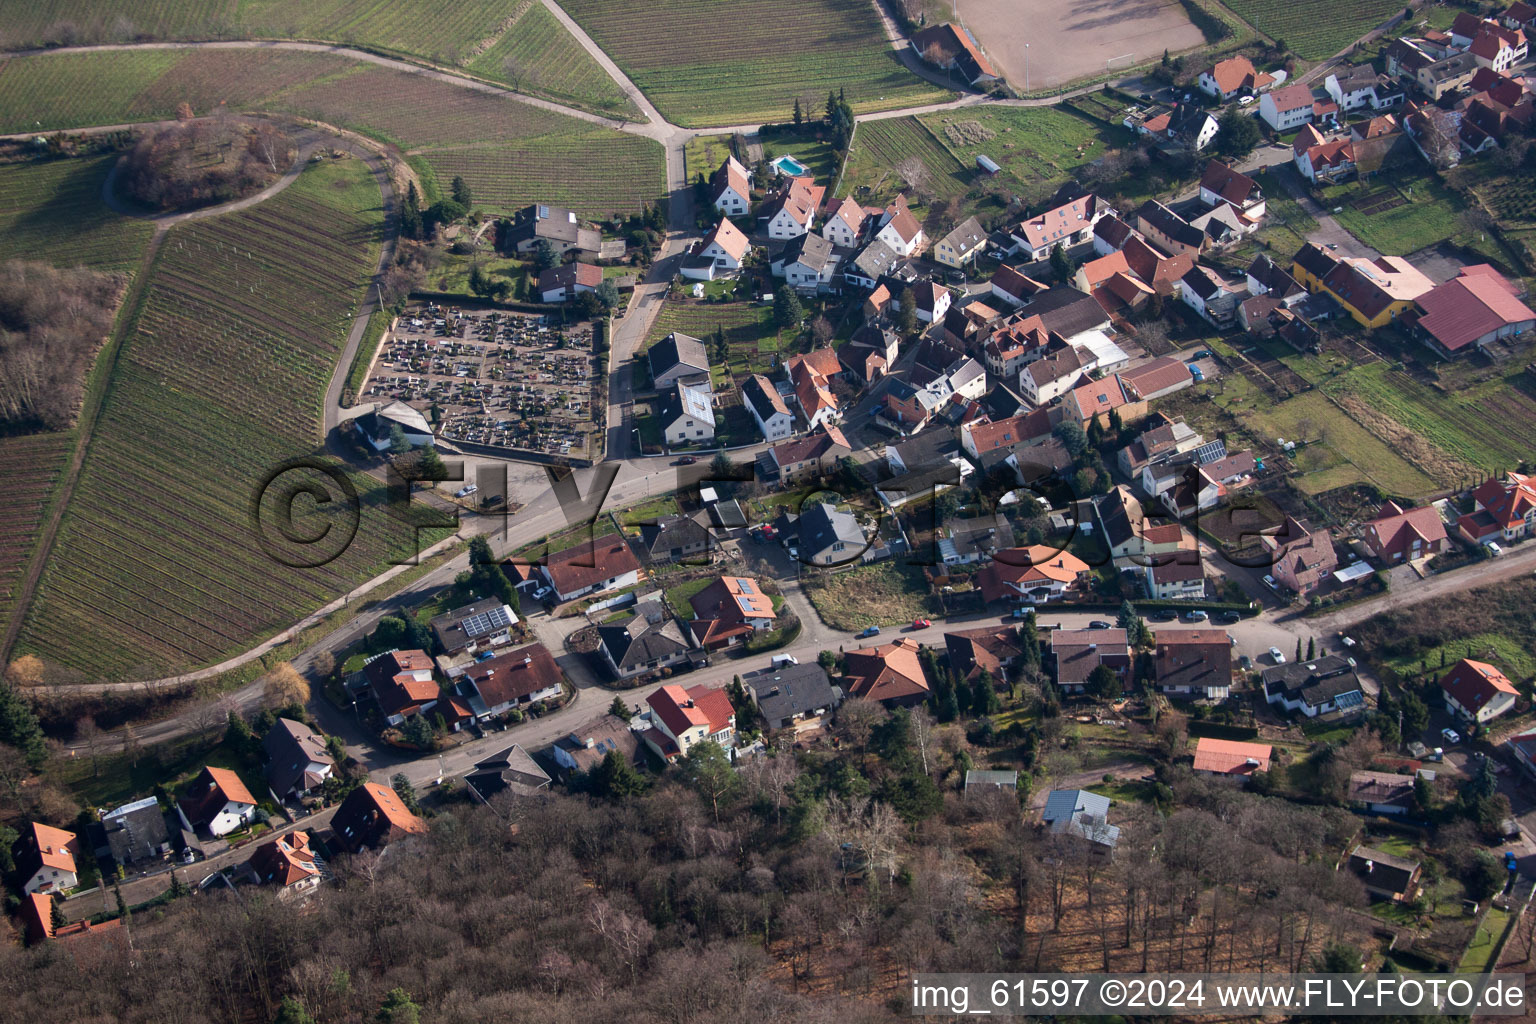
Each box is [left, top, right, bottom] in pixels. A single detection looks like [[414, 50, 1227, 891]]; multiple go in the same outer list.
[[990, 263, 1047, 301], [544, 535, 642, 596], [1193, 737, 1272, 774], [1268, 83, 1314, 112], [648, 683, 734, 737], [843, 636, 930, 702], [1200, 161, 1260, 206], [251, 831, 318, 887], [1014, 194, 1100, 251], [25, 822, 77, 875], [1472, 472, 1536, 530], [1117, 356, 1192, 399], [1414, 267, 1536, 352], [964, 409, 1052, 453], [976, 545, 1090, 600], [701, 217, 750, 261], [178, 766, 257, 828], [1206, 55, 1275, 95], [1363, 500, 1448, 558], [1441, 658, 1518, 711], [464, 643, 563, 708]]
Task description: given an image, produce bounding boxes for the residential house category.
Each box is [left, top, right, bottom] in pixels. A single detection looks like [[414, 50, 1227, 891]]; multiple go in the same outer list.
[[1461, 471, 1536, 544], [360, 650, 439, 725], [1199, 55, 1277, 101], [685, 218, 751, 278], [909, 22, 1000, 86], [658, 379, 716, 446], [1063, 375, 1143, 429], [332, 781, 428, 853], [688, 575, 776, 650], [540, 535, 642, 602], [641, 683, 736, 761], [1292, 245, 1434, 328], [938, 513, 1016, 565], [875, 195, 925, 256], [263, 718, 334, 802], [1118, 356, 1195, 402], [945, 624, 1025, 684], [1180, 264, 1245, 325], [551, 713, 642, 775], [975, 544, 1092, 604], [1010, 192, 1108, 260], [1144, 557, 1207, 600], [537, 261, 602, 303], [761, 177, 821, 239], [648, 331, 711, 387], [1167, 103, 1220, 151], [639, 512, 712, 563], [1293, 124, 1357, 183], [1154, 629, 1233, 700], [1261, 516, 1338, 595], [94, 797, 173, 871], [457, 642, 564, 718], [1199, 161, 1267, 222], [1259, 83, 1320, 131], [1246, 254, 1306, 305], [1018, 342, 1084, 406], [750, 662, 839, 733], [430, 597, 518, 657], [823, 196, 867, 248], [1347, 846, 1422, 903], [1414, 50, 1482, 100], [1121, 235, 1195, 296], [1116, 414, 1202, 477], [912, 279, 953, 323], [1041, 789, 1120, 855], [597, 610, 693, 679], [505, 204, 603, 258], [880, 376, 945, 430], [710, 155, 751, 217], [844, 239, 903, 289], [177, 766, 257, 838], [742, 373, 794, 441], [754, 423, 852, 486], [960, 409, 1052, 460], [1092, 214, 1138, 256], [775, 232, 838, 292], [1361, 500, 1447, 563], [837, 323, 897, 383], [842, 636, 930, 706], [1471, 22, 1528, 71], [784, 347, 842, 429], [465, 744, 551, 802], [989, 263, 1049, 307], [1052, 628, 1132, 694], [796, 501, 867, 565], [863, 282, 893, 320], [1348, 771, 1416, 815], [933, 216, 987, 268], [20, 892, 125, 946], [1326, 65, 1403, 112], [13, 822, 78, 894], [1410, 264, 1536, 357], [1135, 200, 1204, 256], [249, 831, 321, 897], [1440, 657, 1519, 723], [1192, 737, 1272, 777], [1262, 655, 1367, 717], [1502, 2, 1536, 31], [1094, 485, 1193, 563], [353, 400, 433, 451], [982, 317, 1054, 378], [965, 770, 1019, 794]]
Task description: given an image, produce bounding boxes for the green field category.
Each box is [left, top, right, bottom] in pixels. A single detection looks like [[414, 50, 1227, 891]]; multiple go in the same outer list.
[[558, 0, 951, 127], [0, 153, 157, 271], [1319, 166, 1467, 256], [839, 115, 972, 210], [920, 105, 1114, 208], [0, 0, 632, 117], [1216, 0, 1404, 60], [14, 158, 447, 677], [0, 49, 666, 217], [644, 299, 791, 389], [1323, 362, 1536, 474]]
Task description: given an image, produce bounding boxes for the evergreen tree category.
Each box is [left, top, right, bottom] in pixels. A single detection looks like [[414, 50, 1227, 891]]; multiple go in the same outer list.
[[972, 669, 1001, 716], [377, 988, 422, 1024], [450, 175, 472, 208], [609, 695, 631, 719], [400, 183, 423, 240], [114, 881, 128, 923], [1306, 637, 1316, 660], [793, 97, 803, 126], [388, 424, 410, 455], [391, 772, 422, 814], [168, 868, 188, 898], [591, 748, 646, 799], [1089, 664, 1122, 700], [773, 285, 803, 329], [0, 679, 48, 767], [727, 676, 762, 736], [49, 896, 65, 932], [1295, 637, 1303, 662], [1049, 242, 1073, 283], [274, 997, 318, 1024], [939, 686, 962, 723]]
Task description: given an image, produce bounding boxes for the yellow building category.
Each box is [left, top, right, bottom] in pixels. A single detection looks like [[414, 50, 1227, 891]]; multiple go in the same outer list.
[[1290, 243, 1433, 328]]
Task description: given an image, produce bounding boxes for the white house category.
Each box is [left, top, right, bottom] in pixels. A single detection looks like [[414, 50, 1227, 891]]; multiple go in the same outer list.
[[1010, 193, 1107, 260], [764, 181, 820, 240], [1143, 559, 1206, 600], [536, 262, 601, 303], [1440, 658, 1518, 723], [711, 155, 751, 217], [1259, 84, 1318, 131], [177, 766, 258, 838], [354, 400, 433, 451], [775, 233, 838, 292], [1261, 656, 1365, 718], [742, 374, 794, 441], [642, 683, 736, 761], [540, 537, 642, 604], [659, 379, 715, 446], [823, 196, 867, 248], [912, 280, 952, 323], [695, 218, 751, 273], [14, 823, 78, 895], [1198, 55, 1277, 101], [875, 195, 925, 256], [1018, 344, 1084, 407]]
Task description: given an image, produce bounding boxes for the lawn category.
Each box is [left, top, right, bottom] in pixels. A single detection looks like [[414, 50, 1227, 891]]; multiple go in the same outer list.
[[919, 104, 1114, 208], [559, 0, 951, 127], [644, 299, 792, 389], [1460, 904, 1511, 973], [663, 576, 714, 615], [1322, 361, 1536, 475], [424, 252, 533, 297], [685, 135, 736, 183], [14, 157, 451, 677], [1319, 166, 1467, 256], [1352, 576, 1536, 690], [760, 129, 840, 187], [801, 560, 942, 632], [618, 493, 681, 526], [1215, 0, 1405, 60], [0, 0, 632, 117], [56, 732, 260, 812], [838, 115, 973, 215]]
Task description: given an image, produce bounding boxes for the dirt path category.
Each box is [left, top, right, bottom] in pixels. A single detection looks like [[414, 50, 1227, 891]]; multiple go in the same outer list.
[[538, 0, 667, 132]]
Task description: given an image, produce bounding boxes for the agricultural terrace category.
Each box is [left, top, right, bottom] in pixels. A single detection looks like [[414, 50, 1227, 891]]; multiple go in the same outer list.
[[14, 158, 446, 677], [0, 153, 156, 273], [0, 434, 70, 635], [1216, 0, 1404, 60], [558, 0, 951, 127], [0, 0, 630, 116], [0, 49, 666, 218], [838, 116, 971, 213], [919, 105, 1117, 208]]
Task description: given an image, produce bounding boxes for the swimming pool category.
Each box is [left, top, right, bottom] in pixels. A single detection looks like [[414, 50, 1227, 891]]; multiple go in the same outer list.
[[772, 154, 809, 177]]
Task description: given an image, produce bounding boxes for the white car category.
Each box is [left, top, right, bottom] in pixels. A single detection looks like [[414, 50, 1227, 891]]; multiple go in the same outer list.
[[1269, 646, 1286, 664], [1341, 636, 1357, 648], [1442, 727, 1461, 746], [1488, 541, 1504, 557], [455, 484, 478, 498]]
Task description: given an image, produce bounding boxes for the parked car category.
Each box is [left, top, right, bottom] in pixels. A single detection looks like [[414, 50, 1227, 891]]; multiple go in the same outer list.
[[1488, 541, 1504, 557], [770, 654, 799, 668], [1010, 606, 1037, 620], [1238, 654, 1253, 670], [1088, 620, 1113, 630], [858, 625, 881, 638], [455, 484, 478, 498], [673, 455, 697, 466], [1262, 574, 1279, 590], [1268, 646, 1286, 664], [1215, 611, 1241, 624], [533, 586, 553, 602], [1442, 727, 1461, 746], [1340, 635, 1357, 647], [1181, 609, 1208, 622], [1148, 608, 1179, 621], [910, 618, 932, 630]]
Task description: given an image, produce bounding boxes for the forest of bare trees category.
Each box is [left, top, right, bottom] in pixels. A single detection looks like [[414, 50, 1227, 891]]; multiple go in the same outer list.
[[117, 120, 295, 212], [0, 260, 125, 431]]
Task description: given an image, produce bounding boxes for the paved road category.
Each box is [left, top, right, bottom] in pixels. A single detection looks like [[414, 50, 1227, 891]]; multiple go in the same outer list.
[[1272, 160, 1380, 260]]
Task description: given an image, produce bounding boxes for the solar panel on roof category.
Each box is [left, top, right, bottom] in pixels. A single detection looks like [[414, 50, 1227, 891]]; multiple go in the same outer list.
[[738, 580, 755, 594], [460, 606, 511, 638], [1193, 440, 1228, 464], [736, 596, 756, 613]]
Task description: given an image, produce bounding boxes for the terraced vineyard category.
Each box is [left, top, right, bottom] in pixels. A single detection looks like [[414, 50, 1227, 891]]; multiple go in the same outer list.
[[559, 0, 950, 127], [839, 116, 972, 207], [0, 434, 71, 635], [0, 153, 156, 272], [1216, 0, 1403, 61], [0, 49, 666, 218], [14, 158, 445, 677], [417, 132, 664, 217], [0, 0, 631, 117]]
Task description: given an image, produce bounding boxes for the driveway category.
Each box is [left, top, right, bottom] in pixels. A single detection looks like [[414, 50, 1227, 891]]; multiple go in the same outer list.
[[1272, 163, 1379, 260]]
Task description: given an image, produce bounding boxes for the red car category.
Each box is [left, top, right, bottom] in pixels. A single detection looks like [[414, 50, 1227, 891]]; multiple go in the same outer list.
[[910, 618, 931, 630]]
